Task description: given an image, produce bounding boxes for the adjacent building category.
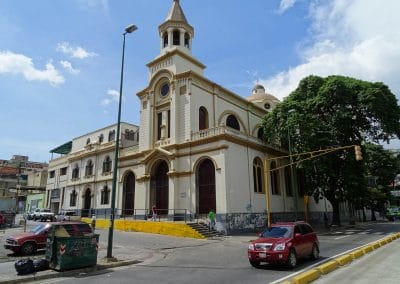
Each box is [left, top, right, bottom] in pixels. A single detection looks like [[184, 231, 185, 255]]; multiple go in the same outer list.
[[0, 155, 47, 212]]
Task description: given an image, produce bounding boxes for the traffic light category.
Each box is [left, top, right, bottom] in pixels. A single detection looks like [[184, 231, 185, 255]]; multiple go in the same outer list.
[[354, 145, 363, 161]]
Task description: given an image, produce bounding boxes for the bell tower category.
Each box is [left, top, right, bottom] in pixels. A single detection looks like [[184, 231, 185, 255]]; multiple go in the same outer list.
[[158, 0, 194, 55]]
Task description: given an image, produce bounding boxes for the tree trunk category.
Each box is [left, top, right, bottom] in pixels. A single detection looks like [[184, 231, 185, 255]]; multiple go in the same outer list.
[[371, 208, 376, 221], [331, 200, 341, 226], [362, 207, 367, 222], [348, 203, 355, 225]]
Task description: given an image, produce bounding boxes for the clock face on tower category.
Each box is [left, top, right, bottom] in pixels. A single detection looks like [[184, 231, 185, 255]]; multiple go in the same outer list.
[[160, 82, 170, 97]]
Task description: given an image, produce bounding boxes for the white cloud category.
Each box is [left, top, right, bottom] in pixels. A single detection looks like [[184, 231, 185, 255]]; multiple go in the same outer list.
[[0, 50, 64, 85], [75, 0, 109, 13], [101, 89, 121, 106], [261, 0, 400, 100], [56, 42, 97, 59], [60, 60, 80, 75], [277, 0, 296, 14]]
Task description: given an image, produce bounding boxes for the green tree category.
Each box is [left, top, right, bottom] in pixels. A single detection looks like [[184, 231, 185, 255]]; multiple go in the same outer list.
[[262, 75, 400, 225], [363, 143, 400, 221]]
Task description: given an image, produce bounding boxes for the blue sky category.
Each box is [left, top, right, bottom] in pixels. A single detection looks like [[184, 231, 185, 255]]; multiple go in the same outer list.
[[1, 0, 400, 163]]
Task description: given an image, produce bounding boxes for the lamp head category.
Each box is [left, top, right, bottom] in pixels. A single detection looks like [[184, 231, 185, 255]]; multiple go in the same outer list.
[[125, 24, 138, 34]]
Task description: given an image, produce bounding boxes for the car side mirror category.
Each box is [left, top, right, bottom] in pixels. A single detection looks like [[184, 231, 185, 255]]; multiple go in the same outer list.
[[295, 233, 302, 238]]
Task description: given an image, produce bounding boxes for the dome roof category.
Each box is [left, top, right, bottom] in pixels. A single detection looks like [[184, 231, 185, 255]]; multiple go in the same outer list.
[[247, 84, 280, 111], [252, 84, 265, 92]]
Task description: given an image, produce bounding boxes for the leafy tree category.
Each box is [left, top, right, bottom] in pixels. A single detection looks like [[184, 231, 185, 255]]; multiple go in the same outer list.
[[363, 143, 400, 220], [262, 75, 400, 225]]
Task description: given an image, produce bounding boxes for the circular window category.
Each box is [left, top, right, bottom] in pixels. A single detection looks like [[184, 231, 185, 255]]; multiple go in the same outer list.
[[160, 82, 170, 97], [264, 103, 271, 110]]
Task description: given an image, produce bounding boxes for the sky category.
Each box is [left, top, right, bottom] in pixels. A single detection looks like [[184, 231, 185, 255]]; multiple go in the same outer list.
[[1, 0, 400, 163]]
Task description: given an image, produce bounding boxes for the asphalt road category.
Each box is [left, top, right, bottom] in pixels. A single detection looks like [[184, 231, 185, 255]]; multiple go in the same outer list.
[[23, 221, 400, 284]]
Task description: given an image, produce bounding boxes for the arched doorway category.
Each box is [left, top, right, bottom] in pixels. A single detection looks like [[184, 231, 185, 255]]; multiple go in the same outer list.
[[123, 171, 135, 215], [82, 188, 91, 217], [150, 160, 169, 216], [197, 159, 216, 214]]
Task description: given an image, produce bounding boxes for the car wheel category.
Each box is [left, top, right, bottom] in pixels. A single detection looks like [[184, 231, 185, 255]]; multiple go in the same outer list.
[[249, 260, 261, 268], [311, 243, 319, 260], [287, 249, 297, 268], [21, 242, 37, 255]]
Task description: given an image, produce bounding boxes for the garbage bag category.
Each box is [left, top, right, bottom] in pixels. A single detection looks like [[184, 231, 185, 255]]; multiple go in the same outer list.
[[14, 258, 35, 275], [33, 258, 49, 272]]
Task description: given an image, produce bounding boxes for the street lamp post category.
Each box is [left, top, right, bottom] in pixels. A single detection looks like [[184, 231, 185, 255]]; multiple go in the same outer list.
[[287, 109, 299, 221], [107, 24, 137, 260]]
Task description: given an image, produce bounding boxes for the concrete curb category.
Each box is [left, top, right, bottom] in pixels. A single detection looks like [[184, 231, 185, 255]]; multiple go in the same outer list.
[[0, 259, 142, 284], [281, 232, 400, 284]]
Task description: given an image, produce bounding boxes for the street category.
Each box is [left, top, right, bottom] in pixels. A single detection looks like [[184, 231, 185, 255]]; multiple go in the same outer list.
[[0, 221, 394, 284]]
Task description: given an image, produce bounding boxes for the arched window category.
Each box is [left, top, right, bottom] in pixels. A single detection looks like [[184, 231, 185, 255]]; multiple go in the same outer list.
[[72, 164, 79, 179], [101, 186, 110, 205], [103, 156, 112, 173], [270, 161, 280, 195], [253, 158, 264, 193], [86, 138, 91, 145], [257, 128, 264, 140], [108, 130, 115, 142], [226, 114, 240, 131], [85, 160, 93, 176], [184, 33, 190, 48], [163, 32, 168, 47], [199, 107, 209, 130], [173, 30, 180, 45], [99, 134, 104, 143], [70, 190, 77, 206]]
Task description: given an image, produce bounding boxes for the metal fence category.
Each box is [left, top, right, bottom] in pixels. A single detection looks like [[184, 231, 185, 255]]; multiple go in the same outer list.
[[77, 208, 194, 223]]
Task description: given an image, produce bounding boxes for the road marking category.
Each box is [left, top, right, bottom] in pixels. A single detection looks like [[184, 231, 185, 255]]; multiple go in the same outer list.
[[334, 235, 351, 240]]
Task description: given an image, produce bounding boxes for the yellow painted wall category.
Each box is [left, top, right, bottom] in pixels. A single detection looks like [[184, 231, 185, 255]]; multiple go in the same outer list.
[[81, 218, 205, 239]]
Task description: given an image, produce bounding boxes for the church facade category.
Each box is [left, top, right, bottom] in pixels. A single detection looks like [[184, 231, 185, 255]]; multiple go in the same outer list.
[[46, 0, 328, 233]]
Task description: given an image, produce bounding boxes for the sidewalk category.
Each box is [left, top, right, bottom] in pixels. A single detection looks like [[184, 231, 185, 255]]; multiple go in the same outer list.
[[0, 239, 160, 284], [314, 238, 400, 283]]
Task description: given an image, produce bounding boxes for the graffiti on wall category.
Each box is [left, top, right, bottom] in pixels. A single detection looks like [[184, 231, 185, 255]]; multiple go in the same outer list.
[[225, 213, 266, 232]]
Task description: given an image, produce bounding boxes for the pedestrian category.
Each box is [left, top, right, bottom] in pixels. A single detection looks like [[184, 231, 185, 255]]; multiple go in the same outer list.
[[208, 209, 216, 230], [152, 205, 157, 221], [91, 214, 96, 233]]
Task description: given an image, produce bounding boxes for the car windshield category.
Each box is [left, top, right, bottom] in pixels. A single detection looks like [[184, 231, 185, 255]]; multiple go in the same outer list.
[[261, 226, 293, 238], [30, 224, 50, 234]]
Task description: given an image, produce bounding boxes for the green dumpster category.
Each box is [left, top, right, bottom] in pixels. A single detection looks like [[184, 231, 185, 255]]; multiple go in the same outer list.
[[45, 225, 99, 271]]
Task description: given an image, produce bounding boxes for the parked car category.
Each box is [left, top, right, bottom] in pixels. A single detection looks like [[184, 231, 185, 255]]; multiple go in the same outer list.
[[385, 207, 400, 221], [247, 221, 319, 268], [55, 210, 80, 222], [32, 208, 55, 222], [4, 221, 93, 255]]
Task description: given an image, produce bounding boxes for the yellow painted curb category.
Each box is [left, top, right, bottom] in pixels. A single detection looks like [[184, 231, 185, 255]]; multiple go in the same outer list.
[[81, 218, 205, 239], [335, 254, 352, 266], [280, 281, 292, 284], [372, 242, 381, 249], [292, 269, 320, 284], [379, 239, 388, 246], [385, 236, 393, 243], [350, 249, 364, 259], [391, 235, 397, 241], [362, 245, 374, 254], [316, 260, 339, 275]]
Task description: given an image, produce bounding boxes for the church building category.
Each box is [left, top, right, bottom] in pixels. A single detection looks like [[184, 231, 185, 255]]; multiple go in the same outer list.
[[47, 0, 328, 233]]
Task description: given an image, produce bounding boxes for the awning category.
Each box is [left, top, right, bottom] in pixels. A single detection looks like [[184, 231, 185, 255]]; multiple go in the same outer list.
[[50, 141, 72, 155]]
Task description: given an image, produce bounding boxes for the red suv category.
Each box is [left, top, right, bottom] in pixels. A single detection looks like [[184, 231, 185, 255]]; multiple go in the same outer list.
[[4, 222, 92, 255], [248, 221, 319, 268]]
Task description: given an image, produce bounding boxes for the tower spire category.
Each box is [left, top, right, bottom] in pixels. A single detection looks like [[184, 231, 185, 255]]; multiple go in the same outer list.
[[158, 0, 194, 55]]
